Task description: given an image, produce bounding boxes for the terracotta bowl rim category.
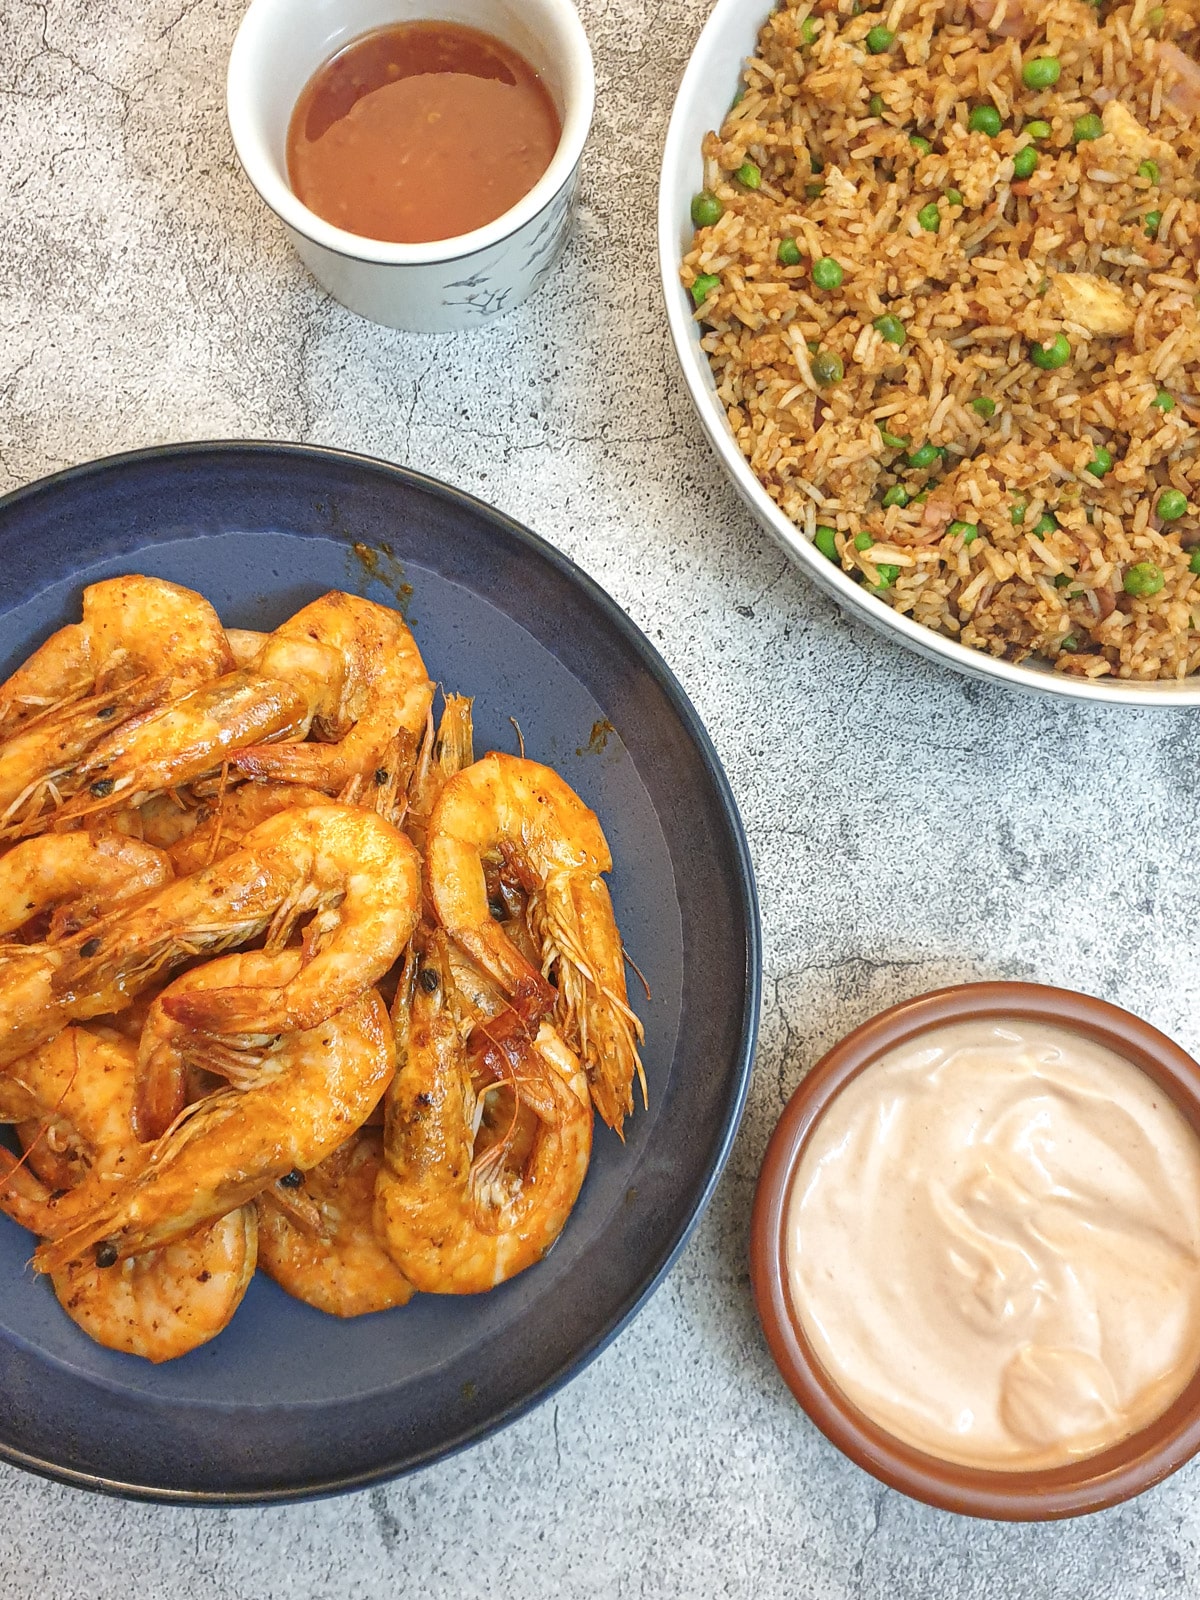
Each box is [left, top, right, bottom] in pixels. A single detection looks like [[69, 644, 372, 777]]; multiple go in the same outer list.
[[750, 979, 1200, 1521]]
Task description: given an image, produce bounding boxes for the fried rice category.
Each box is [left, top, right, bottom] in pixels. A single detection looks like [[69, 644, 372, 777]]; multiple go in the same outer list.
[[682, 0, 1200, 679]]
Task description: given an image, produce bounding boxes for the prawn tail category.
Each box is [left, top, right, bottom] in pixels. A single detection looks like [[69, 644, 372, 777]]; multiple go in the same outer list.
[[0, 1145, 63, 1235], [161, 982, 290, 1036], [231, 741, 345, 792], [534, 874, 647, 1138], [436, 695, 475, 776]]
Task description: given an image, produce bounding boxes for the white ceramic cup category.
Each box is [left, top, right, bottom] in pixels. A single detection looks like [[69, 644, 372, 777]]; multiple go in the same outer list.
[[227, 0, 594, 332]]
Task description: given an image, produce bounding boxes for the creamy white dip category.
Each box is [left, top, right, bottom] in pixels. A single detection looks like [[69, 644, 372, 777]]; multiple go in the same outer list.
[[786, 1018, 1200, 1470]]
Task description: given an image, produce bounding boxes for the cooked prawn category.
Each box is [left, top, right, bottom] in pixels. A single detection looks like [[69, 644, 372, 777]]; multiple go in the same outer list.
[[0, 803, 420, 1070], [0, 575, 231, 738], [0, 829, 172, 942], [19, 668, 314, 834], [33, 957, 394, 1270], [256, 1129, 414, 1316], [375, 935, 592, 1293], [426, 752, 645, 1134], [232, 592, 433, 792], [0, 678, 169, 819], [0, 1026, 256, 1360], [0, 577, 234, 825], [158, 803, 422, 1035]]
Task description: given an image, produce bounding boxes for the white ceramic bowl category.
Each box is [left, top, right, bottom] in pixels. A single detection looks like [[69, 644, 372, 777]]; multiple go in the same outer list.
[[228, 0, 594, 332], [657, 0, 1200, 706]]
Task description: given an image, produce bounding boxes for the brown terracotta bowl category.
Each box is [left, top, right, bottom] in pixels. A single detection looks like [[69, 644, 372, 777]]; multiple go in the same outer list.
[[751, 980, 1200, 1520]]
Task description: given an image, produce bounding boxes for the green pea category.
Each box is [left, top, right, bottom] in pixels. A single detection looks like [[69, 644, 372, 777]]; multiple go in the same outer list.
[[806, 182, 825, 198], [1152, 388, 1175, 412], [812, 349, 845, 386], [801, 16, 821, 43], [1030, 333, 1071, 369], [854, 530, 875, 549], [917, 202, 941, 232], [1085, 445, 1114, 477], [777, 236, 802, 266], [690, 273, 720, 307], [948, 520, 979, 544], [1145, 209, 1162, 238], [873, 563, 901, 589], [971, 397, 997, 419], [910, 492, 929, 505], [882, 486, 909, 507], [945, 187, 964, 208], [906, 443, 940, 469], [1138, 159, 1160, 184], [874, 313, 908, 346], [1060, 635, 1079, 652], [1022, 57, 1061, 90], [968, 104, 1003, 137], [869, 93, 885, 117], [1011, 499, 1028, 525], [1124, 561, 1165, 597], [866, 24, 894, 52], [812, 256, 844, 290], [690, 190, 724, 228], [1189, 550, 1200, 575], [880, 430, 910, 448], [1032, 513, 1058, 539], [910, 134, 932, 156], [1024, 119, 1052, 140], [1157, 489, 1188, 521], [814, 525, 840, 560], [1147, 4, 1165, 27], [1012, 146, 1038, 180], [1073, 113, 1103, 143], [736, 160, 762, 189]]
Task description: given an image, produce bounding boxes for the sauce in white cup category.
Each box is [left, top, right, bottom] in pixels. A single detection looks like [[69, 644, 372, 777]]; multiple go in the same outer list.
[[227, 0, 594, 331]]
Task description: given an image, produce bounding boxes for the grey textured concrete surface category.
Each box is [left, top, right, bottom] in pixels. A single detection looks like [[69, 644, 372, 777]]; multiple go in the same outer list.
[[3, 1, 1200, 1595]]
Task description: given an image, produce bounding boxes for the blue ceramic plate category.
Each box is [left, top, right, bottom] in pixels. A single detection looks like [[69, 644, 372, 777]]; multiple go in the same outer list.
[[0, 443, 760, 1503]]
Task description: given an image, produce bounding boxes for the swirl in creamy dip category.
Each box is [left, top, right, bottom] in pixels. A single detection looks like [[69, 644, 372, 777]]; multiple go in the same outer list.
[[786, 1018, 1200, 1470]]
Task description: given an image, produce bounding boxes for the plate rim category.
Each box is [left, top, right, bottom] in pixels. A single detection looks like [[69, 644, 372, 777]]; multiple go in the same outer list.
[[0, 439, 763, 1504]]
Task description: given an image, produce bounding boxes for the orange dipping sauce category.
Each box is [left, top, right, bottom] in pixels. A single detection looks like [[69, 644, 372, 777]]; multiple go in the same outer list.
[[286, 21, 562, 245]]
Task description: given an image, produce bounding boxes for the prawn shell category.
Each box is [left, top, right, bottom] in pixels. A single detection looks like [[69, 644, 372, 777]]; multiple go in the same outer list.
[[50, 1207, 258, 1363], [256, 1130, 415, 1317]]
